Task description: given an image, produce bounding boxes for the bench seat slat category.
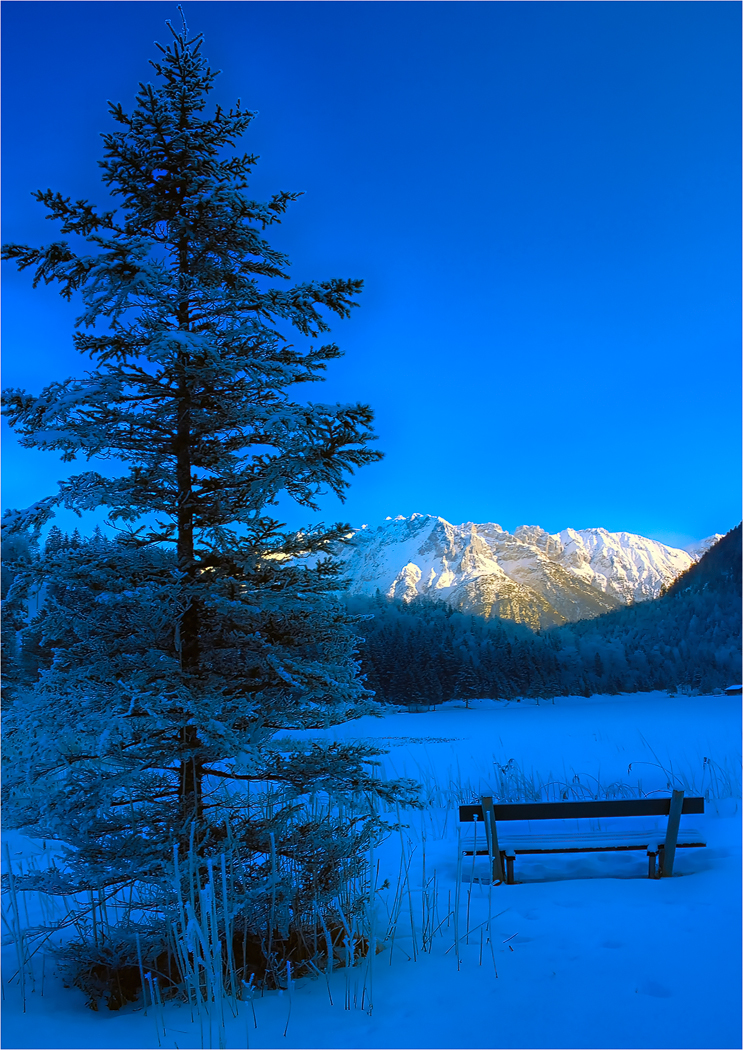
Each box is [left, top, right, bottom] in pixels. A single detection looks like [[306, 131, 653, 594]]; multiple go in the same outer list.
[[462, 827, 705, 855]]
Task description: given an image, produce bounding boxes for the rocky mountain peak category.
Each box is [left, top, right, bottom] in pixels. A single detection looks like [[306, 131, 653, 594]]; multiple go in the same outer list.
[[334, 513, 710, 629]]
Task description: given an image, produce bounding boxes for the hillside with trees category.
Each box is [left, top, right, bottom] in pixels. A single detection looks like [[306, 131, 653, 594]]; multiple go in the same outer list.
[[350, 525, 742, 704]]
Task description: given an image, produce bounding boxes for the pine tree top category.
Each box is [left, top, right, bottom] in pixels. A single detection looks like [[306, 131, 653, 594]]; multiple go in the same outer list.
[[2, 16, 382, 544]]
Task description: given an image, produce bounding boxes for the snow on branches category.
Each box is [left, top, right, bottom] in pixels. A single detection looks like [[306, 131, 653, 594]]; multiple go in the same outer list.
[[1, 17, 412, 1006]]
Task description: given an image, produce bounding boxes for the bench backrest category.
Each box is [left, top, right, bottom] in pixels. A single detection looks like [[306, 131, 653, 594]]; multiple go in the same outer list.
[[459, 798, 705, 822]]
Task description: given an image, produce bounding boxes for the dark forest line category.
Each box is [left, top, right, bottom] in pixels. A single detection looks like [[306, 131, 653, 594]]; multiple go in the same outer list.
[[4, 524, 740, 707]]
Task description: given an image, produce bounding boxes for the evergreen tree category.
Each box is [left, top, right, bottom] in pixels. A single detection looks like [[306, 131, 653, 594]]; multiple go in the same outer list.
[[593, 651, 604, 679], [43, 524, 66, 555], [2, 20, 417, 1006], [453, 659, 479, 707], [1, 514, 41, 697]]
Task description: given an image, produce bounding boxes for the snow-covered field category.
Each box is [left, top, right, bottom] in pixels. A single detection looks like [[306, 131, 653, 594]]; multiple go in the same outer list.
[[3, 691, 740, 1050]]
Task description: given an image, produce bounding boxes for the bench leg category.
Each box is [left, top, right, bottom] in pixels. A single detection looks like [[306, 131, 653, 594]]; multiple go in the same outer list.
[[661, 789, 684, 878], [498, 851, 508, 883], [505, 851, 515, 885], [658, 845, 665, 877], [491, 853, 504, 883], [647, 848, 658, 879]]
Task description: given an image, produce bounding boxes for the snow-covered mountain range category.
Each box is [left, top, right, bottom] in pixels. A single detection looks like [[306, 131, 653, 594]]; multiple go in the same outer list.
[[333, 514, 722, 628]]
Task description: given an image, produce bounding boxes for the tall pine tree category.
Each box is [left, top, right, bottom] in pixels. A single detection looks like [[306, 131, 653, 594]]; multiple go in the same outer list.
[[2, 19, 417, 1005]]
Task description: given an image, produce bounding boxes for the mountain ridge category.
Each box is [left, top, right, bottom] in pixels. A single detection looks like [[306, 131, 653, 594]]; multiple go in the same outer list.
[[334, 514, 721, 629]]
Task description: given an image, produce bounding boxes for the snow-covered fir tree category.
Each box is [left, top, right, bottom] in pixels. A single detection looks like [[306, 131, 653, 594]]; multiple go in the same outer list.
[[1, 19, 418, 1007]]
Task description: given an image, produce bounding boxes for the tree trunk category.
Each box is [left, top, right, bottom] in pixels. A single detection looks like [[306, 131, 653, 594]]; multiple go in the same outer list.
[[175, 256, 202, 823]]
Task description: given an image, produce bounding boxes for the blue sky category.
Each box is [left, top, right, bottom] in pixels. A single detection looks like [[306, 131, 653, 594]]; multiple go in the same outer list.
[[2, 1, 740, 547]]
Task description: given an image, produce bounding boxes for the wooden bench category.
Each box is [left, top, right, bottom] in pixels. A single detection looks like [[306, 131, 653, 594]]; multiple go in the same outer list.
[[459, 790, 705, 883]]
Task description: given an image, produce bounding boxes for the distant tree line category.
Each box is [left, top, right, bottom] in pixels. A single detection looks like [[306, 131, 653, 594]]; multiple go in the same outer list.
[[347, 524, 742, 705], [4, 524, 740, 709], [345, 593, 559, 705]]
